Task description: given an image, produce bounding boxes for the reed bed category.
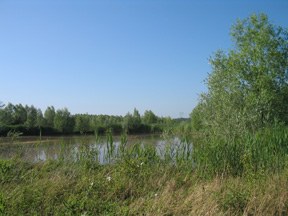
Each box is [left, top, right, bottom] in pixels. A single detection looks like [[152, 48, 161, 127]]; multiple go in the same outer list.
[[0, 125, 287, 215]]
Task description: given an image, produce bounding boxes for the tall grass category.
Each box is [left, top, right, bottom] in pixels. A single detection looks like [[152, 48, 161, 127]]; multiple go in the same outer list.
[[49, 124, 288, 178], [192, 125, 288, 177], [0, 125, 288, 214]]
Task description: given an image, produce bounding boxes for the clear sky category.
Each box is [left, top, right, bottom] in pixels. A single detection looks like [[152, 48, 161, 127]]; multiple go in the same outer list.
[[0, 0, 287, 118]]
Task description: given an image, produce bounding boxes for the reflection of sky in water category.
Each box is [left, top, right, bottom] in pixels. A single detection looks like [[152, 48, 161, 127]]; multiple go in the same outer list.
[[0, 135, 190, 164], [36, 150, 46, 162]]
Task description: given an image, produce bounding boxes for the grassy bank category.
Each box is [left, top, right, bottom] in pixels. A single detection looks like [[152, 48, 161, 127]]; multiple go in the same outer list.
[[0, 159, 287, 215], [1, 127, 288, 215]]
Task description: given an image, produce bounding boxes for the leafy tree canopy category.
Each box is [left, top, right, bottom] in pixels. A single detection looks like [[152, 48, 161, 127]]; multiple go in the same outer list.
[[191, 14, 288, 136]]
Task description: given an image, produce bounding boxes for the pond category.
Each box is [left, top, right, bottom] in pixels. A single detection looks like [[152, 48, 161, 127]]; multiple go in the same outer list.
[[0, 135, 187, 163]]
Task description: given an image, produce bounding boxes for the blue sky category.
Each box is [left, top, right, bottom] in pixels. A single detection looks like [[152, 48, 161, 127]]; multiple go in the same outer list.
[[0, 0, 287, 118]]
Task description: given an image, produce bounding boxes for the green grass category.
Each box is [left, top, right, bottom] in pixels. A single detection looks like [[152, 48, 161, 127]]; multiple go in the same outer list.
[[0, 125, 288, 215], [192, 125, 288, 178]]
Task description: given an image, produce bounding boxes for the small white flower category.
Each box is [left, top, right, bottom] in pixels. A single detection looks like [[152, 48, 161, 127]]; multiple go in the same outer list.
[[154, 193, 158, 197], [106, 176, 112, 182], [90, 182, 94, 186], [140, 162, 144, 166]]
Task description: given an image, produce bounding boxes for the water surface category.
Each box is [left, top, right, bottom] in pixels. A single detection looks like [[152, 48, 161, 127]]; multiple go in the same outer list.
[[0, 135, 182, 163]]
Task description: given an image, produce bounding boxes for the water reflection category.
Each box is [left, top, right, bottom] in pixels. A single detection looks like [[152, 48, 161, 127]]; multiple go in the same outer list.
[[0, 135, 180, 163]]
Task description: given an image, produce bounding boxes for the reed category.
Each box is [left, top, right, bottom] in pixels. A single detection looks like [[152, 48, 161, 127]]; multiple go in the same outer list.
[[191, 125, 288, 178], [0, 126, 287, 215]]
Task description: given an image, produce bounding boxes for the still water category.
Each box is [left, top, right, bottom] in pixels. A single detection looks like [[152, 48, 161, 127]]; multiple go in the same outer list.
[[0, 135, 182, 163]]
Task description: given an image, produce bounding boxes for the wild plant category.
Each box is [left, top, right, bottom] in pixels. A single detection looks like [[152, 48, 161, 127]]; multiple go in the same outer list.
[[118, 133, 128, 157], [105, 130, 115, 163], [7, 130, 23, 142]]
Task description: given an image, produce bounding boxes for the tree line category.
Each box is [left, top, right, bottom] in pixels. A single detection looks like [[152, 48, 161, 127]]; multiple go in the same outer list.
[[0, 103, 173, 136]]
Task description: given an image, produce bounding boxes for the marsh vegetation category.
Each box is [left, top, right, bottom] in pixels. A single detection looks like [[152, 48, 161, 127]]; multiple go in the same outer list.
[[1, 14, 288, 215]]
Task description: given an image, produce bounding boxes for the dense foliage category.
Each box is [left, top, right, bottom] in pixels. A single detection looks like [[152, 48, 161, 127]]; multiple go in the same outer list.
[[191, 14, 288, 135], [0, 133, 287, 215], [190, 14, 288, 177], [0, 103, 172, 136]]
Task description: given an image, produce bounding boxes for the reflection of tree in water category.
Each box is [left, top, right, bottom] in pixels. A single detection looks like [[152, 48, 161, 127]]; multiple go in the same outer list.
[[0, 135, 173, 163]]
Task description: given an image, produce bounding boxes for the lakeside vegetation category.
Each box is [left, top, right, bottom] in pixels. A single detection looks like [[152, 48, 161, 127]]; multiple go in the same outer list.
[[0, 104, 177, 136], [1, 13, 288, 215]]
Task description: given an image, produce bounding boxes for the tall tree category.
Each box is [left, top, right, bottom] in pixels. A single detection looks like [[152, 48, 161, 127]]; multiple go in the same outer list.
[[192, 14, 288, 136], [13, 104, 27, 125], [0, 103, 14, 125], [25, 105, 37, 128], [44, 106, 55, 128], [0, 102, 5, 126], [142, 110, 158, 124], [36, 109, 44, 137], [132, 108, 141, 126], [75, 114, 90, 134], [54, 108, 74, 133], [123, 112, 132, 133]]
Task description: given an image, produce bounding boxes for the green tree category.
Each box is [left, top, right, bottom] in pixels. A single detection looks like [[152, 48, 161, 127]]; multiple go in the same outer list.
[[132, 108, 141, 126], [192, 14, 288, 136], [44, 106, 55, 128], [13, 104, 27, 125], [54, 108, 74, 133], [36, 109, 44, 137], [75, 114, 90, 134], [122, 112, 133, 133], [190, 104, 204, 131], [25, 105, 37, 128], [122, 109, 142, 133], [0, 103, 14, 125], [0, 102, 5, 126], [142, 110, 158, 124]]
